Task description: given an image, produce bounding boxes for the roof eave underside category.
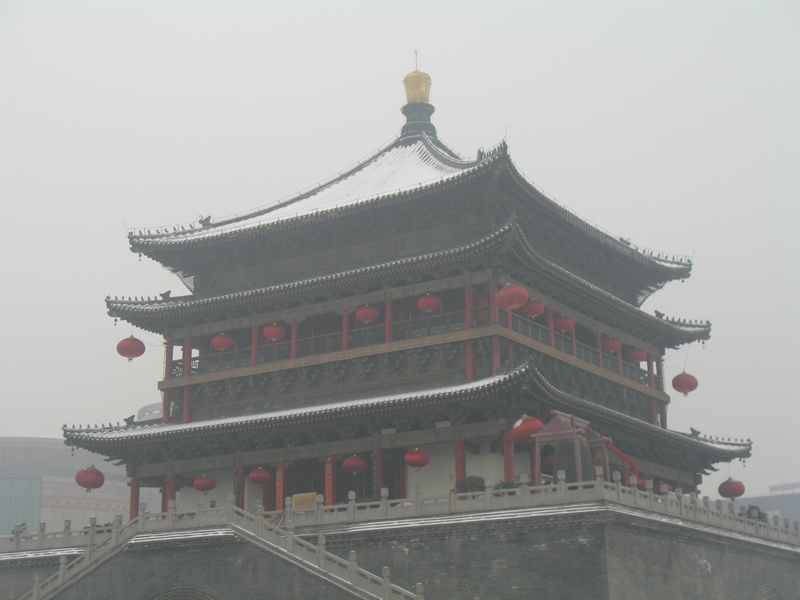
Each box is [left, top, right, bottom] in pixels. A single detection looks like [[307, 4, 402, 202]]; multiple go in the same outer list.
[[500, 158, 693, 284], [524, 365, 750, 461], [110, 219, 710, 345], [63, 363, 749, 463], [63, 367, 529, 449]]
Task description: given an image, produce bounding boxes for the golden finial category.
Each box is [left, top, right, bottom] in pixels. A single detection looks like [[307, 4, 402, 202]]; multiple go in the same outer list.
[[403, 51, 431, 104]]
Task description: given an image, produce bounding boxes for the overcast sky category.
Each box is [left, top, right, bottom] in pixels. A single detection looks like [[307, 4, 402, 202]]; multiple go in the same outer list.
[[1, 1, 798, 498]]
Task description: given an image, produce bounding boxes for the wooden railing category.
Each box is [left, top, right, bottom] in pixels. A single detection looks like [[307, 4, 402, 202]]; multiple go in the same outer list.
[[167, 309, 661, 391]]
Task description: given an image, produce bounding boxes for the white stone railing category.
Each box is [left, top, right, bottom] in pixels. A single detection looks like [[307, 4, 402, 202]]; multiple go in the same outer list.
[[3, 470, 798, 558], [11, 500, 422, 600]]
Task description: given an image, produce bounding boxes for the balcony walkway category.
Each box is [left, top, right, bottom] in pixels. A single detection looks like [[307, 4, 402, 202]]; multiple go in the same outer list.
[[167, 309, 662, 392]]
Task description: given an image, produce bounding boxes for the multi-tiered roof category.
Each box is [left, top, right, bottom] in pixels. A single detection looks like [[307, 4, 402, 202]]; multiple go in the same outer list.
[[67, 71, 749, 499]]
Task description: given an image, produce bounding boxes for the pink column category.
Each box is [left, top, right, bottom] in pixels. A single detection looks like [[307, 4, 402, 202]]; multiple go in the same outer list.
[[546, 308, 555, 347], [656, 356, 664, 392], [342, 309, 350, 351], [250, 325, 259, 366], [595, 332, 604, 369], [290, 318, 298, 359], [182, 337, 192, 423], [129, 477, 140, 521], [384, 299, 393, 343]]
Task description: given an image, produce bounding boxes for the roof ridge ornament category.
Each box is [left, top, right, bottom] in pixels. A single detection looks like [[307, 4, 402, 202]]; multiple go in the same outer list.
[[401, 70, 436, 140]]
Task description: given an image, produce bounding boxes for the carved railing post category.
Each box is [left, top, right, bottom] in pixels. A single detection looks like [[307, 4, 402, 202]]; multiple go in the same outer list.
[[38, 522, 46, 549], [63, 519, 72, 546], [381, 566, 391, 600], [381, 487, 389, 517], [317, 535, 326, 568], [415, 582, 425, 600], [58, 555, 67, 584], [348, 551, 358, 585], [556, 470, 566, 500], [348, 491, 356, 521]]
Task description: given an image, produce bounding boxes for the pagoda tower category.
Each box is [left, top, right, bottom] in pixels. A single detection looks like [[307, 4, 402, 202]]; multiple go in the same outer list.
[[65, 70, 750, 521]]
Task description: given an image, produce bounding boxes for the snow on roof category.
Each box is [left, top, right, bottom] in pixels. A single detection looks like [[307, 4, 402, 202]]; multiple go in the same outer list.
[[131, 135, 490, 246]]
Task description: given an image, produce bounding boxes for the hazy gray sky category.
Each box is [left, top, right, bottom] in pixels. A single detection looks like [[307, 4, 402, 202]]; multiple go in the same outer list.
[[1, 1, 798, 497]]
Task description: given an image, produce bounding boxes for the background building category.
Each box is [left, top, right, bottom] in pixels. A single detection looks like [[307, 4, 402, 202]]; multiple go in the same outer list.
[[0, 438, 158, 535]]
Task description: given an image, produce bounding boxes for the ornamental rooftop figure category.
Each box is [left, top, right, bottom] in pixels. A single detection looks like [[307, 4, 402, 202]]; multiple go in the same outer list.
[[66, 70, 750, 523]]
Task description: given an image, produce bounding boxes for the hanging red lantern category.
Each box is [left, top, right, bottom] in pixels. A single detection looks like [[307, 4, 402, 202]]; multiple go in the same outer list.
[[510, 415, 544, 443], [627, 349, 649, 363], [496, 285, 529, 311], [718, 477, 745, 499], [248, 467, 273, 487], [416, 294, 442, 313], [554, 316, 575, 333], [116, 336, 145, 362], [355, 306, 380, 324], [211, 333, 235, 351], [75, 466, 105, 493], [262, 323, 286, 342], [522, 301, 545, 319], [405, 448, 430, 470], [342, 455, 368, 475], [193, 475, 216, 493], [672, 372, 699, 396], [602, 338, 622, 354]]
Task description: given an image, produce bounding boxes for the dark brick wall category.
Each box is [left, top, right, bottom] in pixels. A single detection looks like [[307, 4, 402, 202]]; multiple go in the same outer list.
[[47, 538, 356, 600], [3, 506, 799, 600]]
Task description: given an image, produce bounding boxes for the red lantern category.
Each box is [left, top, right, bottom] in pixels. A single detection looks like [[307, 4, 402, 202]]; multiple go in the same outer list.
[[554, 317, 575, 333], [75, 466, 105, 493], [355, 306, 380, 324], [602, 338, 622, 354], [672, 372, 699, 396], [541, 454, 555, 475], [522, 301, 545, 319], [248, 467, 273, 486], [627, 349, 648, 363], [416, 294, 442, 313], [496, 285, 529, 311], [342, 455, 368, 475], [262, 323, 286, 342], [510, 415, 544, 443], [116, 336, 145, 362], [405, 448, 430, 470], [193, 475, 216, 493], [719, 477, 745, 499], [211, 333, 235, 351]]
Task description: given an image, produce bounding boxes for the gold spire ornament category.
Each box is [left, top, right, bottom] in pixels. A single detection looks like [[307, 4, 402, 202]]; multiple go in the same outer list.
[[403, 70, 431, 104]]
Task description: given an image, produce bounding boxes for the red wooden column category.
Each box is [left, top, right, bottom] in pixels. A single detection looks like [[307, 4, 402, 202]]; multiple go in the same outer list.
[[594, 332, 604, 369], [182, 337, 192, 424], [506, 310, 514, 366], [324, 457, 336, 506], [165, 474, 177, 508], [489, 281, 499, 325], [455, 439, 467, 482], [465, 284, 475, 382], [647, 354, 656, 389], [263, 471, 275, 512], [384, 299, 393, 343], [341, 309, 350, 351], [275, 462, 285, 511], [163, 339, 174, 424], [235, 465, 245, 509], [129, 477, 140, 521], [503, 433, 515, 483], [656, 356, 664, 392], [250, 325, 259, 366], [290, 318, 298, 359], [571, 327, 577, 357], [371, 449, 384, 496], [490, 283, 501, 374], [546, 308, 555, 347], [529, 443, 540, 485]]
